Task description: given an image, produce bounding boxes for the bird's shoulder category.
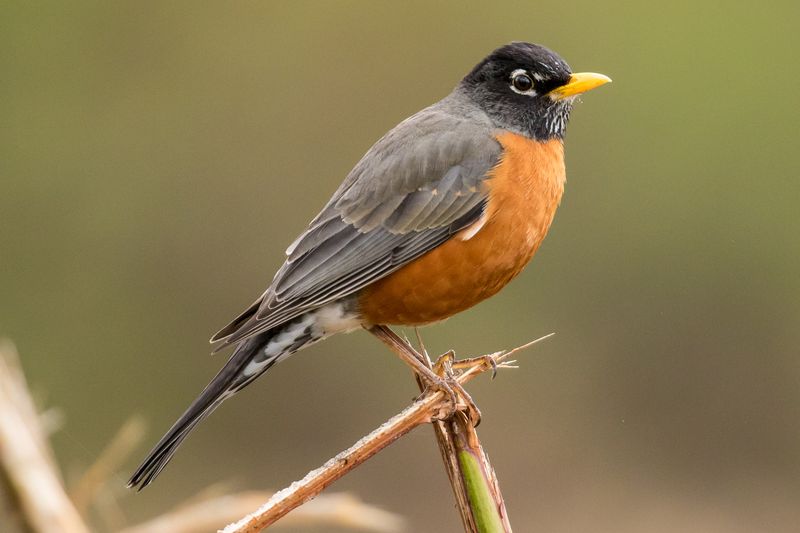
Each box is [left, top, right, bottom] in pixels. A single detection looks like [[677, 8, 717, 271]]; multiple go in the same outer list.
[[331, 93, 500, 211]]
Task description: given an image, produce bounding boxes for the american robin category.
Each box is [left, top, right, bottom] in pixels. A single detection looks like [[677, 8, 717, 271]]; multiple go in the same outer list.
[[128, 42, 610, 489]]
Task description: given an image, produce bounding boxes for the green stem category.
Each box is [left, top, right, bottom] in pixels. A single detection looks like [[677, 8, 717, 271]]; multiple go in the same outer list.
[[457, 445, 507, 532], [453, 421, 511, 533]]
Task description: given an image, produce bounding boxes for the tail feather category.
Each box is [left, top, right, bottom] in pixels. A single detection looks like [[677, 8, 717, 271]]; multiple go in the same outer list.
[[127, 333, 274, 490], [128, 302, 360, 490]]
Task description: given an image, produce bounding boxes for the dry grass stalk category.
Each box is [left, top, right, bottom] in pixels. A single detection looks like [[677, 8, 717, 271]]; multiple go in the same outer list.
[[0, 341, 90, 533], [70, 416, 146, 515], [122, 491, 403, 533]]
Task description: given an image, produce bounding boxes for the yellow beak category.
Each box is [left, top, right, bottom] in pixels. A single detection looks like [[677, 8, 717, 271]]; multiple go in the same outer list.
[[548, 72, 612, 100]]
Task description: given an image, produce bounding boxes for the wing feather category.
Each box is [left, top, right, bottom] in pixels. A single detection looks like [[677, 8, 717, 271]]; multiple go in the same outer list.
[[212, 97, 499, 347]]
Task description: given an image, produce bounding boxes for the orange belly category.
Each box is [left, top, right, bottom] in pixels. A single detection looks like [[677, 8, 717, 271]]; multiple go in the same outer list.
[[359, 133, 565, 326]]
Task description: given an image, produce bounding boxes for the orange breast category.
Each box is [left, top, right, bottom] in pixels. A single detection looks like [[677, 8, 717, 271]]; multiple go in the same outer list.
[[359, 133, 565, 326]]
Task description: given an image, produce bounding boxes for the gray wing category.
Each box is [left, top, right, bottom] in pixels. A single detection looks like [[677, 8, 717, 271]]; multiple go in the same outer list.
[[211, 100, 501, 348]]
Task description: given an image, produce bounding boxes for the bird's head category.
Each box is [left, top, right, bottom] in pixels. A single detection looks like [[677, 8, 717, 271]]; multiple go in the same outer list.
[[460, 42, 610, 140]]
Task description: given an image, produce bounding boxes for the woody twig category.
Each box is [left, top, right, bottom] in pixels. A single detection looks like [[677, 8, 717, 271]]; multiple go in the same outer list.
[[222, 333, 552, 533]]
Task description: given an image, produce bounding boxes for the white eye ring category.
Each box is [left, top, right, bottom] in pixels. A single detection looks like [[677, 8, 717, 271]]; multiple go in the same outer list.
[[510, 68, 537, 96]]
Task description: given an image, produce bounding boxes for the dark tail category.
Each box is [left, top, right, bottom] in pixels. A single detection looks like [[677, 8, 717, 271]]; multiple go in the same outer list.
[[127, 332, 276, 490]]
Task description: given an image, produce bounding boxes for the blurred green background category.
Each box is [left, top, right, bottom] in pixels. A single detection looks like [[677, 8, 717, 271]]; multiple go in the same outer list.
[[2, 1, 799, 531]]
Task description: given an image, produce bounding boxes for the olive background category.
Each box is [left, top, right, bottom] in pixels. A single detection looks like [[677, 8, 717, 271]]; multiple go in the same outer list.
[[2, 2, 799, 532]]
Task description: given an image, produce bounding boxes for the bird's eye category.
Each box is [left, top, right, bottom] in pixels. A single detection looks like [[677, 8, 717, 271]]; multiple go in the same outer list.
[[511, 73, 534, 92]]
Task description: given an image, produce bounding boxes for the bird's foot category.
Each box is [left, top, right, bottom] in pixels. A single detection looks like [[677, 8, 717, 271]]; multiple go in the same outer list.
[[368, 325, 483, 425], [418, 373, 461, 422], [431, 350, 482, 427], [449, 354, 499, 379]]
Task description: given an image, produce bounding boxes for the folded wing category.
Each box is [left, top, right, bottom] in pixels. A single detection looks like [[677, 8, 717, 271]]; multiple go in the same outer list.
[[212, 102, 500, 348]]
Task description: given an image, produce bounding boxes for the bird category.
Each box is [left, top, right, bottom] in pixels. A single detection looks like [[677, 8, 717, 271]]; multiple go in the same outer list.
[[128, 42, 610, 490]]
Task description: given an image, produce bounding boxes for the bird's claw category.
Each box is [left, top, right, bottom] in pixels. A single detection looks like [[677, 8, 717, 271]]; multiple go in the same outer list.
[[450, 354, 499, 379], [426, 350, 482, 426], [423, 378, 460, 422]]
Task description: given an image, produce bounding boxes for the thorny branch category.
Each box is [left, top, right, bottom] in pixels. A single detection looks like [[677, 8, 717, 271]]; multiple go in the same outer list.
[[222, 333, 552, 532]]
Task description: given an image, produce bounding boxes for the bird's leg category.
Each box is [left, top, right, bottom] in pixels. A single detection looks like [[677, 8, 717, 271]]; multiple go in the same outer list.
[[368, 325, 458, 420], [413, 328, 483, 427], [432, 350, 483, 427]]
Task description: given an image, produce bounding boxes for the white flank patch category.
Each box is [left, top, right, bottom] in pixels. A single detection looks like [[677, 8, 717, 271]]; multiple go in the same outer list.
[[457, 211, 489, 241], [242, 302, 361, 377], [314, 302, 362, 335]]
